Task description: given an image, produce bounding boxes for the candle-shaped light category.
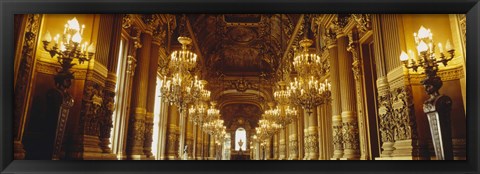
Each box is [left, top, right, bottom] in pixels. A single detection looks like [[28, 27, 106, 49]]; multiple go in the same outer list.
[[81, 24, 85, 35], [64, 24, 68, 34], [417, 41, 428, 53], [417, 26, 430, 39], [87, 42, 95, 53], [445, 40, 453, 51], [68, 17, 80, 31], [438, 43, 443, 53], [72, 32, 82, 44], [400, 51, 409, 62], [43, 31, 52, 42]]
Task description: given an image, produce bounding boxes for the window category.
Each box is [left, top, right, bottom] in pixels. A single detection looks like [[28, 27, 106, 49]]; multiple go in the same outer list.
[[234, 128, 246, 151], [152, 76, 162, 159]]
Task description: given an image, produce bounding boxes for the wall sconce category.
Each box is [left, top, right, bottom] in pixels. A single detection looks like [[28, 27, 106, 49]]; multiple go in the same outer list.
[[42, 17, 95, 91], [399, 26, 454, 160]]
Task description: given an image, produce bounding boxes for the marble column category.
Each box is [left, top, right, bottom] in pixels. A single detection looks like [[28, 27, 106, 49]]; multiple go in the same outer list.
[[347, 29, 370, 160], [307, 109, 319, 160], [303, 109, 310, 160], [125, 29, 153, 160], [166, 105, 179, 160], [336, 15, 360, 160], [371, 14, 395, 159], [195, 125, 202, 160], [288, 119, 299, 160], [273, 134, 279, 160], [13, 14, 42, 159], [209, 135, 215, 160], [278, 129, 286, 160], [325, 25, 344, 160], [158, 101, 169, 160], [186, 114, 194, 160], [143, 29, 161, 160], [382, 14, 422, 160], [99, 14, 123, 160]]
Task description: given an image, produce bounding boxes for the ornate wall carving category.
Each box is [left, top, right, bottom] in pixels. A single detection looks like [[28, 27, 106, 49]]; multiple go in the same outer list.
[[79, 81, 104, 136], [342, 122, 360, 151], [377, 90, 395, 143], [332, 125, 344, 151], [391, 86, 417, 141], [14, 14, 41, 141]]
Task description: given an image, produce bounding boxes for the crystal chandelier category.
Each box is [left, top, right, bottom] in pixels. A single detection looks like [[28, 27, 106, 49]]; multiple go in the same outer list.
[[255, 119, 281, 142], [288, 77, 331, 115], [188, 87, 211, 125], [206, 101, 221, 124], [169, 36, 197, 73], [272, 81, 298, 128], [160, 74, 203, 109], [292, 38, 321, 77], [42, 17, 95, 90]]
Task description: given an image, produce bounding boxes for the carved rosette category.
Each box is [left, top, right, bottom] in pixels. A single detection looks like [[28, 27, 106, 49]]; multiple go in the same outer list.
[[391, 86, 417, 141], [342, 122, 360, 151], [79, 81, 103, 136], [14, 14, 41, 140]]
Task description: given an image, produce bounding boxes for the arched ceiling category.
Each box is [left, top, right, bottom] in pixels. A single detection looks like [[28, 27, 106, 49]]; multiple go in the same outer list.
[[220, 103, 263, 130]]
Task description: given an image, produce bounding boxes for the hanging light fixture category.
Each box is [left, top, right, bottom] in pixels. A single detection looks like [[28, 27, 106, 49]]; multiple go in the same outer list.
[[288, 77, 331, 115], [292, 14, 322, 78]]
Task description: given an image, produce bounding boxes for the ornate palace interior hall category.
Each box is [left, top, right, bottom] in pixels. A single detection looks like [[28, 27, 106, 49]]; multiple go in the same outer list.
[[13, 14, 466, 160]]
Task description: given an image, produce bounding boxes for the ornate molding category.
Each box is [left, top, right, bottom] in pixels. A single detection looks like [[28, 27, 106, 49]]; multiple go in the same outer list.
[[122, 14, 133, 29], [342, 121, 359, 151], [80, 81, 104, 136], [377, 89, 395, 143], [332, 14, 350, 36], [408, 66, 465, 85], [351, 14, 372, 33], [332, 124, 344, 151], [391, 86, 417, 141], [14, 14, 41, 140]]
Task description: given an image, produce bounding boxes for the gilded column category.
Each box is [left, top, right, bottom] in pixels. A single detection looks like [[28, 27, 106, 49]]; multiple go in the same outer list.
[[99, 14, 123, 160], [195, 125, 202, 160], [381, 14, 422, 160], [347, 29, 370, 160], [335, 15, 360, 160], [186, 113, 194, 160], [143, 24, 161, 160], [307, 109, 319, 160], [13, 14, 42, 159], [325, 23, 343, 160], [166, 105, 180, 160], [209, 135, 215, 160], [303, 109, 310, 160], [297, 109, 304, 159], [125, 24, 153, 159], [288, 119, 299, 160], [371, 14, 395, 159], [71, 14, 114, 160], [273, 134, 278, 160], [158, 101, 169, 160], [278, 128, 286, 160]]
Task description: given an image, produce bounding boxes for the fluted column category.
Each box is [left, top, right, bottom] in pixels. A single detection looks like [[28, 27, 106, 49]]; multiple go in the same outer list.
[[158, 101, 169, 160], [303, 109, 310, 160], [347, 29, 370, 160], [209, 135, 215, 160], [143, 30, 161, 160], [381, 14, 422, 160], [288, 119, 299, 160], [125, 30, 153, 160], [186, 113, 194, 160], [297, 109, 304, 159], [273, 134, 279, 159], [307, 109, 319, 160], [371, 14, 395, 159], [166, 105, 179, 160], [336, 16, 360, 160], [99, 14, 123, 160], [325, 26, 344, 159], [278, 129, 286, 160], [195, 125, 202, 160], [317, 103, 333, 160]]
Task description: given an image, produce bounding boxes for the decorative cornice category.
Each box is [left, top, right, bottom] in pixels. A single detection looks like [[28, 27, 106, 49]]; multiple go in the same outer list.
[[408, 66, 465, 85], [36, 61, 87, 79]]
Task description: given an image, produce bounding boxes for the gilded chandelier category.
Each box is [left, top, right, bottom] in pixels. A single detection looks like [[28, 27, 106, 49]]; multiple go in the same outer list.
[[292, 38, 321, 77], [272, 81, 298, 128], [255, 119, 281, 142], [160, 74, 204, 109], [188, 87, 211, 125], [288, 77, 331, 115], [42, 17, 95, 90], [169, 36, 197, 73]]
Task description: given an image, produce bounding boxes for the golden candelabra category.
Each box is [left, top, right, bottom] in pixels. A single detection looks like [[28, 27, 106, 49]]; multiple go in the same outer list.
[[292, 38, 322, 77], [42, 17, 94, 91], [399, 26, 455, 160]]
